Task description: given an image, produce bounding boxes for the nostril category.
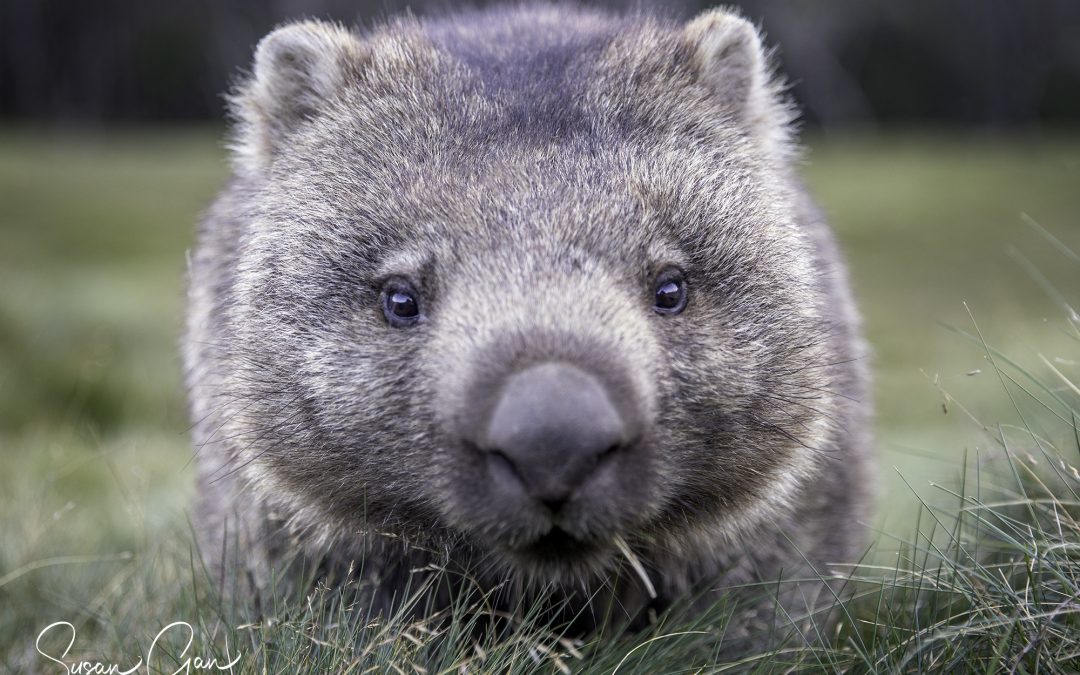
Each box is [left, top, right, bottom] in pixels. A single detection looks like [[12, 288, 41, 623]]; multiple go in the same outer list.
[[486, 450, 526, 490], [591, 442, 625, 472]]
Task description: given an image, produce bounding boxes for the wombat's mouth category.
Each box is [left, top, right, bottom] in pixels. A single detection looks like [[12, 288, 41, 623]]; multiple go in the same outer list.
[[510, 526, 604, 564]]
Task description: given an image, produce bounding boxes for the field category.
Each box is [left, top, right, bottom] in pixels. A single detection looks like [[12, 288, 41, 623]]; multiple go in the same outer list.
[[1, 129, 1078, 671]]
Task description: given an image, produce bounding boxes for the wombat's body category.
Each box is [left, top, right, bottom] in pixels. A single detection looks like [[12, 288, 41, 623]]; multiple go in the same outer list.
[[185, 3, 872, 652]]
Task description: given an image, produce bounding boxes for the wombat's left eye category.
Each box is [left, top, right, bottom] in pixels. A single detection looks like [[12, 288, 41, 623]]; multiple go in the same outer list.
[[382, 282, 422, 327], [653, 271, 687, 315]]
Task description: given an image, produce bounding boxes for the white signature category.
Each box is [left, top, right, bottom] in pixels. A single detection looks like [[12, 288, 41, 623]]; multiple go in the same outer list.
[[36, 621, 242, 674]]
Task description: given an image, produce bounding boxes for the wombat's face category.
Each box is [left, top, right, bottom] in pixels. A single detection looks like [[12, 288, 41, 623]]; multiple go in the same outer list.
[[223, 10, 833, 581]]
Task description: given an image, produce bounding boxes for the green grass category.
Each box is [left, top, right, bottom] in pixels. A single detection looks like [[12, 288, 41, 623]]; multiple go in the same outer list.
[[0, 128, 1078, 672]]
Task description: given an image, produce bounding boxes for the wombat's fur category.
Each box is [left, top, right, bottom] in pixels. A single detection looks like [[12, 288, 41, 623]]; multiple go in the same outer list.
[[185, 2, 873, 653]]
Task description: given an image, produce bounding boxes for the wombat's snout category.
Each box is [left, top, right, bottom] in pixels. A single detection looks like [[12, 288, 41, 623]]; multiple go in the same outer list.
[[482, 362, 630, 513]]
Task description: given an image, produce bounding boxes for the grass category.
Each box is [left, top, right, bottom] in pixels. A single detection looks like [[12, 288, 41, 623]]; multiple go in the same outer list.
[[0, 128, 1078, 672]]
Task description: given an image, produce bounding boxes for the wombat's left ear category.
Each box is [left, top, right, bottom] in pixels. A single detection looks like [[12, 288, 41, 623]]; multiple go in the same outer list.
[[230, 20, 366, 174], [682, 10, 791, 154]]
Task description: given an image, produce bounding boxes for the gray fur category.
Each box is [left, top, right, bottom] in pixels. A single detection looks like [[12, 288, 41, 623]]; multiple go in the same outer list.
[[185, 2, 873, 652]]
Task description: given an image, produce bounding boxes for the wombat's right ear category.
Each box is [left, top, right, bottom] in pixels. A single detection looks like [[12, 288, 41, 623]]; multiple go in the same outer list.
[[230, 21, 366, 174]]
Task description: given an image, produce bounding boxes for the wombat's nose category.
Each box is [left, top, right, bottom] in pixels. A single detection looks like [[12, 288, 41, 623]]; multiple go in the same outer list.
[[484, 362, 628, 512]]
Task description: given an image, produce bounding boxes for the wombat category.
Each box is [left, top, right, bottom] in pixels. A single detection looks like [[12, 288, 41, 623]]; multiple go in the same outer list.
[[184, 2, 873, 654]]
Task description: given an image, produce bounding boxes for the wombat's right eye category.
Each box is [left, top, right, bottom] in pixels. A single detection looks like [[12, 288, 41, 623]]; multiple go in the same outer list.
[[381, 282, 422, 327], [653, 270, 687, 315]]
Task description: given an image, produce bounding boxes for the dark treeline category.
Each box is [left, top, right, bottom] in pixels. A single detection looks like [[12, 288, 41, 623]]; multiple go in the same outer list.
[[1, 0, 1078, 128]]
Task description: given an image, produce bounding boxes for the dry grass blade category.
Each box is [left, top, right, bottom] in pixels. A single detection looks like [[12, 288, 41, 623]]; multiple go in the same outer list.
[[613, 534, 657, 600]]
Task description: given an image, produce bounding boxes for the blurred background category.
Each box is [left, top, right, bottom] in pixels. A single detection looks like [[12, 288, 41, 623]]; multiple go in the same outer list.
[[1, 0, 1078, 662], [3, 0, 1079, 127]]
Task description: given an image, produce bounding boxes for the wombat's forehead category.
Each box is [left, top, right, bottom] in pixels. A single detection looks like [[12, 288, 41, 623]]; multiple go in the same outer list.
[[401, 163, 655, 258], [291, 129, 651, 225], [275, 129, 747, 267]]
